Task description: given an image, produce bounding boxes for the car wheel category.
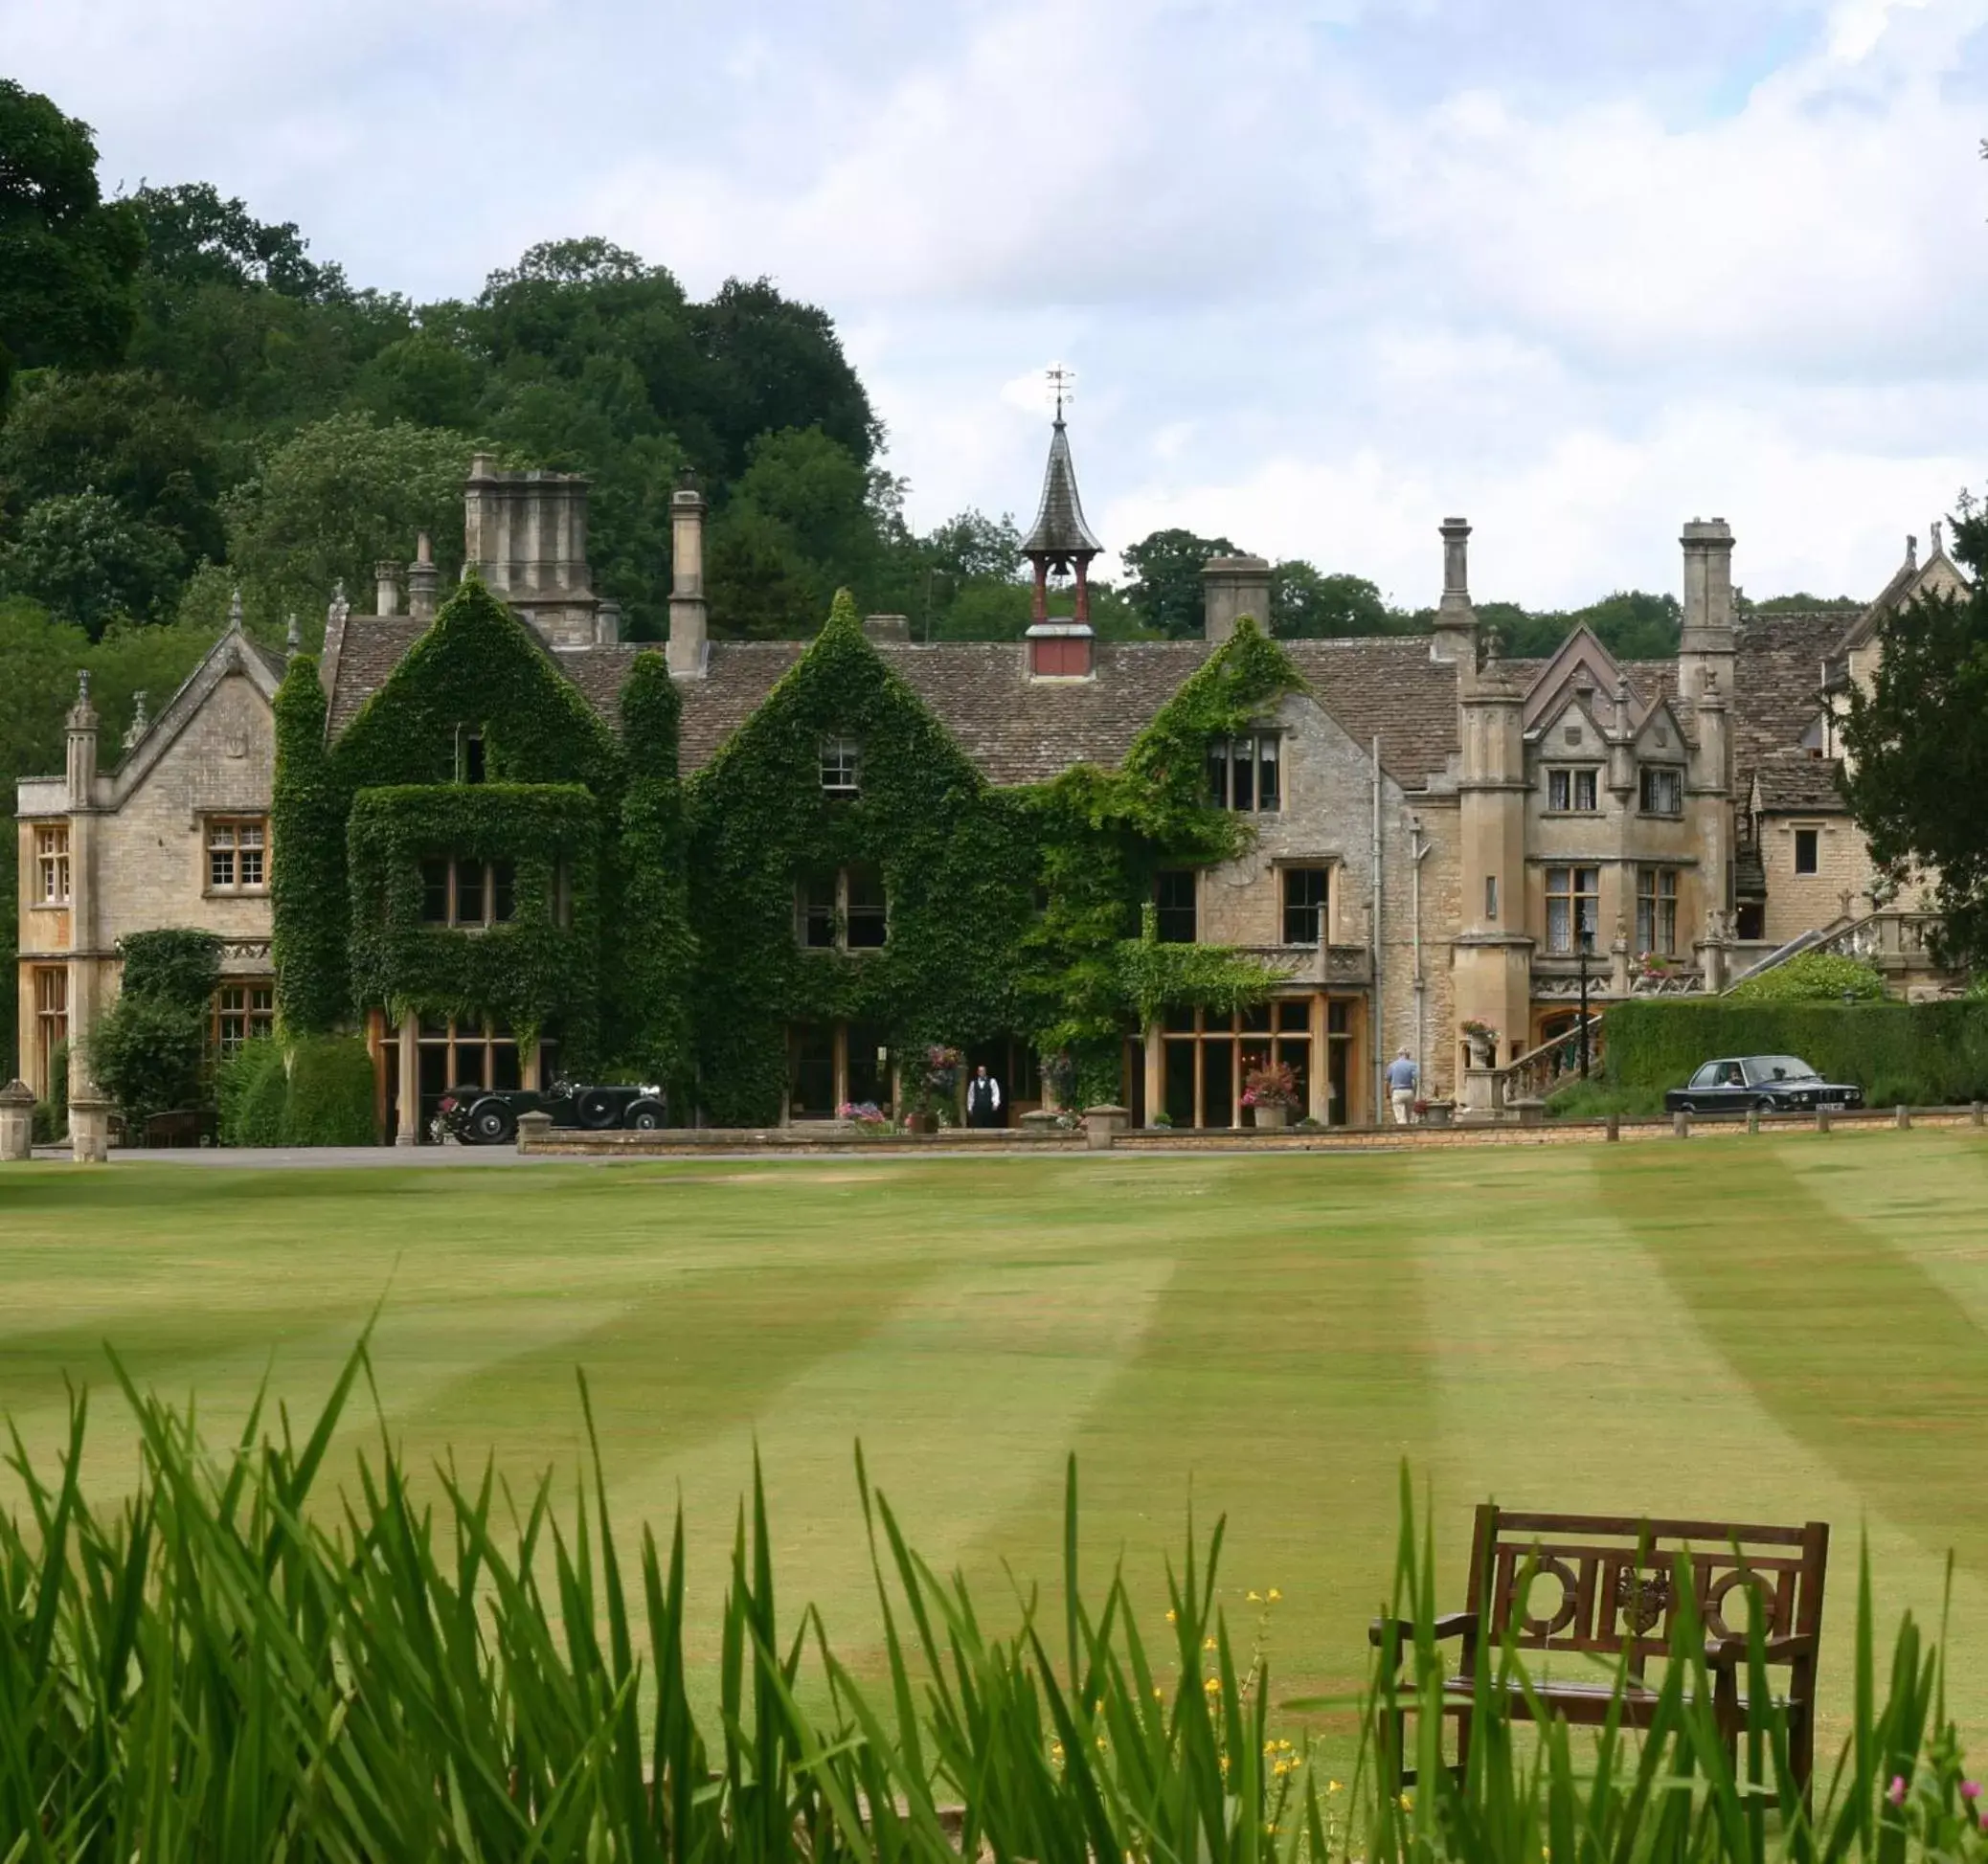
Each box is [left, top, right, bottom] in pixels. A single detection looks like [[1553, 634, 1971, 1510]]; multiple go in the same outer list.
[[1676, 1099, 1695, 1114], [576, 1089, 620, 1130], [626, 1098, 666, 1131], [1753, 1096, 1778, 1113], [471, 1103, 516, 1145]]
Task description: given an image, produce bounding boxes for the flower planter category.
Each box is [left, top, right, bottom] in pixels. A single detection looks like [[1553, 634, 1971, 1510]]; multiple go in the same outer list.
[[1252, 1103, 1290, 1130], [905, 1112, 938, 1135]]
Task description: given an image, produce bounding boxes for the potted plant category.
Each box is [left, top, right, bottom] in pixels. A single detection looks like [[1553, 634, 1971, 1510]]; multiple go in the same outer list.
[[1460, 1020, 1499, 1067], [908, 1044, 962, 1134], [837, 1100, 889, 1135], [1241, 1060, 1300, 1130]]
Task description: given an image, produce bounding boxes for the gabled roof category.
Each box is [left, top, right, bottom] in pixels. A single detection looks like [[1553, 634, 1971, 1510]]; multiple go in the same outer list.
[[1519, 626, 1674, 737], [1838, 530, 1973, 654], [1020, 419, 1102, 561], [108, 619, 285, 802], [335, 628, 1465, 791]]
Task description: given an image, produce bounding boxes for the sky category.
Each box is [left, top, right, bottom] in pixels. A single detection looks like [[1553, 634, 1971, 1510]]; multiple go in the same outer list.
[[6, 0, 1986, 610]]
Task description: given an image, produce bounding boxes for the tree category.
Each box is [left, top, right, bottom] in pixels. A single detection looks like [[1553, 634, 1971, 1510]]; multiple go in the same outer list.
[[195, 412, 475, 642], [1842, 503, 1988, 967], [0, 490, 186, 634], [133, 182, 348, 302], [1271, 562, 1393, 638], [1121, 528, 1238, 639], [0, 80, 145, 415]]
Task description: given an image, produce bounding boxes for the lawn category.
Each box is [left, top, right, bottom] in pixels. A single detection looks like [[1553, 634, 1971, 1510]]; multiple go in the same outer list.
[[3, 1133, 1987, 1755]]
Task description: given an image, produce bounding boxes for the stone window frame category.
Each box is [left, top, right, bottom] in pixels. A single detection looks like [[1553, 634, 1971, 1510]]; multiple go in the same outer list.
[[1635, 866, 1679, 956], [34, 966, 67, 1089], [1637, 764, 1685, 818], [1793, 824, 1821, 875], [1545, 766, 1601, 814], [1207, 731, 1281, 814], [206, 816, 269, 895], [1278, 863, 1331, 944], [795, 864, 888, 954], [213, 980, 276, 1054], [34, 823, 70, 906], [418, 855, 518, 930], [1544, 865, 1601, 955]]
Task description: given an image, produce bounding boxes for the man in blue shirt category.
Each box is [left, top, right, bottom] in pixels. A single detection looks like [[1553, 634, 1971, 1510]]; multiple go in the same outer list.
[[1386, 1048, 1418, 1125]]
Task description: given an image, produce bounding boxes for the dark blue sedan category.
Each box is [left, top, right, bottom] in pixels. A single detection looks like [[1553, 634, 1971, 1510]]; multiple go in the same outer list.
[[1665, 1056, 1864, 1115]]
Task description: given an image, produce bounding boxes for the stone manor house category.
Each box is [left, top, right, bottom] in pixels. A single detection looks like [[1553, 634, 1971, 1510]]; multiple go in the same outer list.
[[13, 422, 1971, 1135]]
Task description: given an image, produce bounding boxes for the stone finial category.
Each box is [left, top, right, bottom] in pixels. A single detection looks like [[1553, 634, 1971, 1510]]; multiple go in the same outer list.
[[77, 668, 91, 705], [328, 580, 350, 627], [122, 690, 148, 751], [1931, 519, 1944, 557], [285, 612, 302, 656], [228, 588, 244, 633], [1907, 533, 1918, 571]]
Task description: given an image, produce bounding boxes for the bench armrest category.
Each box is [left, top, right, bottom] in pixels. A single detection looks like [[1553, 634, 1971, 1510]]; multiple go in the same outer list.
[[1368, 1611, 1475, 1649], [1704, 1632, 1817, 1669]]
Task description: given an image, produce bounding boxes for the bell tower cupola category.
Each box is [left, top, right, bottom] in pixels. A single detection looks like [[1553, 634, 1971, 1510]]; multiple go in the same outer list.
[[1020, 365, 1103, 626]]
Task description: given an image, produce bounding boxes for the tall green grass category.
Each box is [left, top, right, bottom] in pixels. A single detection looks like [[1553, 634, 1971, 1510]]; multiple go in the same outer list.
[[1, 1340, 1981, 1861]]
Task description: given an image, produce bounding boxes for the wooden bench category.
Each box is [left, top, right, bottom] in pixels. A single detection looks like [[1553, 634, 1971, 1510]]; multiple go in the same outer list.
[[1370, 1505, 1829, 1790]]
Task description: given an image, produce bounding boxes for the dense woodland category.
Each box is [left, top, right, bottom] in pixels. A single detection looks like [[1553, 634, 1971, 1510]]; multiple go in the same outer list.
[[0, 75, 1866, 1067]]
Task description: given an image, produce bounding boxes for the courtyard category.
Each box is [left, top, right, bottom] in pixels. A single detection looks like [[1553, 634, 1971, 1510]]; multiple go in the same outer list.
[[3, 1134, 1986, 1751]]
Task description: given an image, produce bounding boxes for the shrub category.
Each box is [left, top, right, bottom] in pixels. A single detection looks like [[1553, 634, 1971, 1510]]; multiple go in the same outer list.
[[31, 1040, 68, 1142], [82, 992, 204, 1124], [1543, 1077, 1666, 1122], [279, 1034, 376, 1145], [117, 928, 222, 1013], [215, 1038, 288, 1146], [1727, 949, 1885, 1003], [1605, 999, 1988, 1104]]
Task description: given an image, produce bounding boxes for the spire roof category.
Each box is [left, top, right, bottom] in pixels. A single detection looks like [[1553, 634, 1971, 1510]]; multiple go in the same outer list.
[[1021, 418, 1102, 562]]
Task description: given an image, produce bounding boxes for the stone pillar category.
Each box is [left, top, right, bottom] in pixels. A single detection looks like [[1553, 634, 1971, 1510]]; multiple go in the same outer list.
[[1453, 662, 1531, 1094], [64, 673, 102, 1110], [1308, 993, 1332, 1124], [70, 1093, 110, 1163], [1084, 1105, 1129, 1151], [0, 1079, 33, 1160], [374, 560, 401, 617], [1143, 1024, 1163, 1128], [1201, 555, 1273, 643], [395, 1015, 420, 1146], [516, 1109, 553, 1154], [666, 481, 710, 678]]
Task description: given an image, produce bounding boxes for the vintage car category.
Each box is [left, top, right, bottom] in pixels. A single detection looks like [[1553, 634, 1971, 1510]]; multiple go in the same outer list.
[[437, 1081, 667, 1145], [1663, 1056, 1864, 1115]]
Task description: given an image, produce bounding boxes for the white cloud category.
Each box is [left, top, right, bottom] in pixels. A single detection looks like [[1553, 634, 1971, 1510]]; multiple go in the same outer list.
[[2, 0, 1983, 609]]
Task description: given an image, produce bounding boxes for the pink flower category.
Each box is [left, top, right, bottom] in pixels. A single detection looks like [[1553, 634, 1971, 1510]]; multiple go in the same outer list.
[[1886, 1776, 1907, 1806], [1977, 1809, 1987, 1833], [1961, 1781, 1981, 1801]]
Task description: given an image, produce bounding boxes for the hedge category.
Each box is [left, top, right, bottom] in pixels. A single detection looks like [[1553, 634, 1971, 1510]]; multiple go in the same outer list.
[[1605, 999, 1988, 1105], [216, 1039, 288, 1146], [279, 1036, 376, 1145]]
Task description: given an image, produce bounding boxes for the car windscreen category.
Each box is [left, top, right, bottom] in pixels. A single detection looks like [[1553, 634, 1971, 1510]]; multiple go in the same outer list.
[[1745, 1056, 1818, 1085]]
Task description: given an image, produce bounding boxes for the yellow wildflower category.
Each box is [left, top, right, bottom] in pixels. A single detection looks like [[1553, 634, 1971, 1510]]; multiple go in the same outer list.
[[1164, 1608, 1177, 1624], [1247, 1589, 1262, 1603], [1267, 1587, 1283, 1603], [1327, 1781, 1344, 1795], [1399, 1792, 1414, 1812], [1204, 1674, 1222, 1694]]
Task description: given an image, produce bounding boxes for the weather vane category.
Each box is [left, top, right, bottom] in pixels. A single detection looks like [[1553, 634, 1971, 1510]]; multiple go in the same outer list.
[[1045, 361, 1076, 422]]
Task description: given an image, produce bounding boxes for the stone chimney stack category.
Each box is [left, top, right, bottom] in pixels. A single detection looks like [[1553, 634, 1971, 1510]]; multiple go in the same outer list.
[[1202, 554, 1273, 643], [462, 453, 599, 646], [666, 478, 709, 678], [374, 560, 401, 617], [66, 670, 99, 806], [407, 531, 441, 619], [1431, 516, 1479, 667], [1679, 517, 1737, 705]]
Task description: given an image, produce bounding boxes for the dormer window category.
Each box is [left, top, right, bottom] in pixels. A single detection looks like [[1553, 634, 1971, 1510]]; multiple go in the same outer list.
[[820, 735, 861, 795], [1638, 766, 1683, 817], [457, 727, 486, 784], [1208, 733, 1280, 813], [1547, 768, 1599, 813]]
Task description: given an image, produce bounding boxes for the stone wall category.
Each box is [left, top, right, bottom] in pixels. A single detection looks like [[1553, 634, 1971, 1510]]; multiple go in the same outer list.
[[1758, 812, 1879, 946]]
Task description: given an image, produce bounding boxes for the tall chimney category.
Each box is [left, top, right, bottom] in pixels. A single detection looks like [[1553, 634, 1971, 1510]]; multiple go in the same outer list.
[[1201, 554, 1273, 643], [407, 531, 441, 619], [1679, 516, 1736, 704], [1431, 516, 1479, 666], [66, 670, 99, 806], [374, 560, 401, 617], [666, 480, 709, 678]]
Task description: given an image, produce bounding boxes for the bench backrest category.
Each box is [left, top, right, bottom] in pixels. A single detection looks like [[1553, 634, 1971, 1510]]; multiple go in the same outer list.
[[1465, 1506, 1828, 1673]]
